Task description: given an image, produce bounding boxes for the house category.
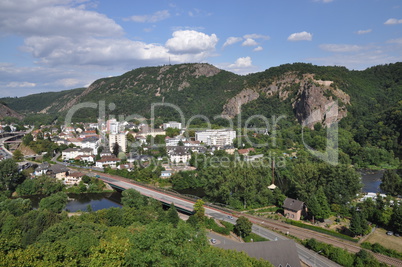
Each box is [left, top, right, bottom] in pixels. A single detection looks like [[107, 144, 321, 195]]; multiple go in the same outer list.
[[167, 146, 191, 164], [95, 156, 120, 169], [64, 171, 84, 185], [47, 164, 69, 180], [283, 198, 308, 221], [237, 148, 255, 156], [34, 162, 51, 176], [62, 147, 93, 161]]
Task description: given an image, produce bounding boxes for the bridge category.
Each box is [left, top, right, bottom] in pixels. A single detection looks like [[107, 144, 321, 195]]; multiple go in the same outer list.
[[91, 172, 342, 267]]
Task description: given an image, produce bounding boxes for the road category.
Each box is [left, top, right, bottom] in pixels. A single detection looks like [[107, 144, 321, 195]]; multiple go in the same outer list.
[[93, 172, 341, 267]]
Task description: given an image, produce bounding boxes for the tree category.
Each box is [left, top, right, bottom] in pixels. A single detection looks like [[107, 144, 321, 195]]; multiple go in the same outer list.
[[0, 158, 25, 192], [13, 149, 24, 162], [39, 192, 68, 213], [121, 189, 147, 209], [380, 170, 402, 196], [112, 142, 120, 157], [234, 216, 252, 238], [390, 203, 402, 234], [193, 199, 205, 223], [308, 187, 331, 221], [22, 133, 34, 146], [167, 203, 180, 227]]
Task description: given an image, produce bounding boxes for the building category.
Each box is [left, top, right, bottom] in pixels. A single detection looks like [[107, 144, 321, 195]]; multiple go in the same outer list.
[[283, 198, 308, 221], [64, 171, 84, 185], [216, 240, 301, 267], [62, 147, 93, 161], [163, 121, 182, 130], [167, 146, 191, 164], [109, 133, 127, 153], [195, 129, 236, 146], [95, 156, 120, 169], [165, 135, 187, 146], [106, 118, 120, 134]]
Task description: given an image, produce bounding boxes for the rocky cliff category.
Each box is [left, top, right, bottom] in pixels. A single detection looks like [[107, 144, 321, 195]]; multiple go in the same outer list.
[[222, 72, 350, 128]]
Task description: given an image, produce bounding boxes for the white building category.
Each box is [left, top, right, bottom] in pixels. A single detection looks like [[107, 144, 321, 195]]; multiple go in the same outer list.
[[195, 129, 236, 146], [62, 147, 93, 161], [109, 133, 127, 153], [107, 119, 120, 134], [165, 135, 187, 146], [163, 121, 182, 130]]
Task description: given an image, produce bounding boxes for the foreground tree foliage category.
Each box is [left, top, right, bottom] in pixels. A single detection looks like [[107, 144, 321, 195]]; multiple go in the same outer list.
[[0, 191, 272, 266]]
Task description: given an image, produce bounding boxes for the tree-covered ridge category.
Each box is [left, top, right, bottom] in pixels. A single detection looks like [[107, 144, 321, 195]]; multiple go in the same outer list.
[[1, 87, 85, 114]]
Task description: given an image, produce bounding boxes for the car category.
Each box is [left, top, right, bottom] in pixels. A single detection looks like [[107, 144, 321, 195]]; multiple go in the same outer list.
[[228, 215, 233, 220], [395, 233, 400, 237], [386, 231, 394, 236], [210, 238, 216, 244]]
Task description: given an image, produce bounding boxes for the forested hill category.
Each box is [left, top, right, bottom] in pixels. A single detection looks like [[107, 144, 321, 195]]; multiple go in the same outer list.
[[1, 62, 401, 154]]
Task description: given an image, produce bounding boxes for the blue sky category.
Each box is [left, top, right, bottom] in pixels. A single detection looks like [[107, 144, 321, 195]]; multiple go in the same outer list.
[[0, 0, 401, 97]]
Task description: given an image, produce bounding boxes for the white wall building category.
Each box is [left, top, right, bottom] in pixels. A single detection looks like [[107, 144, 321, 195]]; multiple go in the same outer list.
[[109, 133, 127, 153], [195, 129, 236, 146], [163, 121, 182, 130]]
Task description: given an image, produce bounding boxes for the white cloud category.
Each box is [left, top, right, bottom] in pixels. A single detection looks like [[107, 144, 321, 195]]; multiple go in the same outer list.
[[222, 37, 243, 48], [253, 46, 263, 52], [0, 1, 123, 38], [287, 31, 313, 41], [384, 18, 402, 25], [217, 56, 258, 75], [242, 38, 259, 46], [387, 38, 402, 45], [243, 34, 270, 40], [6, 81, 36, 88], [125, 10, 170, 23], [319, 44, 364, 53], [356, 29, 372, 35], [165, 30, 218, 55], [229, 56, 252, 68]]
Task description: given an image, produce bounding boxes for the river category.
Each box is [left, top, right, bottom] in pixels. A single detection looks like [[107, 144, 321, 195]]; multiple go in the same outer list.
[[359, 169, 384, 193], [28, 192, 122, 212], [23, 169, 386, 211]]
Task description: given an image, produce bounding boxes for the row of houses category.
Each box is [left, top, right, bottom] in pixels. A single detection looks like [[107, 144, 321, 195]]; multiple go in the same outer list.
[[33, 162, 84, 186]]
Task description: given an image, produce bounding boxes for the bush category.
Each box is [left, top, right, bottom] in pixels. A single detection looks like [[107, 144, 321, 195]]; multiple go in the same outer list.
[[205, 218, 230, 235], [361, 242, 402, 260]]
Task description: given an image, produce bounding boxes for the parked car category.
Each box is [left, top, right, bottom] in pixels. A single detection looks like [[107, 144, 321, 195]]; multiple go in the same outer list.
[[228, 215, 233, 220], [210, 238, 216, 244], [394, 233, 400, 237], [386, 231, 394, 236]]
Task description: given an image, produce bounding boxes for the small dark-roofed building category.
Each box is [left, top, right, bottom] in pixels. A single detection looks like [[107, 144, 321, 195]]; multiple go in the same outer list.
[[283, 198, 307, 221], [217, 240, 301, 267]]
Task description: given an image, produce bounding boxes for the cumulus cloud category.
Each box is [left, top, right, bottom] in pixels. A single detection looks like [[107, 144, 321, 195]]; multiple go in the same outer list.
[[243, 34, 269, 40], [253, 46, 263, 52], [319, 44, 363, 53], [356, 29, 372, 35], [217, 56, 258, 75], [165, 30, 218, 54], [229, 56, 252, 68], [287, 31, 313, 41], [384, 18, 402, 25], [0, 1, 123, 38], [125, 10, 170, 23], [242, 38, 259, 46], [222, 37, 243, 48]]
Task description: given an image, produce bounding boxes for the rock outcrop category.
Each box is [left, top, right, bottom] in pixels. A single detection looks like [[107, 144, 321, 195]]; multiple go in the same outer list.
[[222, 72, 350, 128]]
